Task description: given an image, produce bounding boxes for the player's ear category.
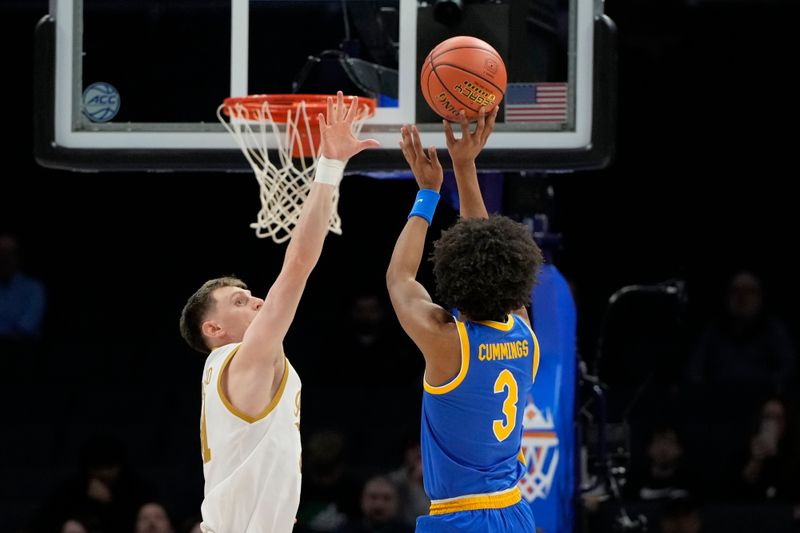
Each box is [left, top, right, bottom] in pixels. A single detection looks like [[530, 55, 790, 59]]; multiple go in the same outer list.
[[202, 320, 222, 340]]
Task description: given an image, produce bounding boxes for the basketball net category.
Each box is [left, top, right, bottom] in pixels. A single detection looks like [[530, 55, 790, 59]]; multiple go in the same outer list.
[[217, 97, 372, 244]]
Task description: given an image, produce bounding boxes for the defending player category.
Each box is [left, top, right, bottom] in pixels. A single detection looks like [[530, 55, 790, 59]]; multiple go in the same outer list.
[[179, 92, 379, 533]]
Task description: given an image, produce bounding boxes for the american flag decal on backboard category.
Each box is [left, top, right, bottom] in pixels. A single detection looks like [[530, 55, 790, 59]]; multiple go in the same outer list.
[[504, 83, 568, 123]]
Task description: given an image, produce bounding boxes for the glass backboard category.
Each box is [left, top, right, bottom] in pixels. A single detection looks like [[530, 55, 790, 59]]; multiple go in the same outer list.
[[34, 0, 616, 173]]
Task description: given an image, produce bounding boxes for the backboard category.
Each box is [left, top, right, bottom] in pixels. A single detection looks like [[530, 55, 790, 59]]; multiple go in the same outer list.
[[34, 0, 616, 173]]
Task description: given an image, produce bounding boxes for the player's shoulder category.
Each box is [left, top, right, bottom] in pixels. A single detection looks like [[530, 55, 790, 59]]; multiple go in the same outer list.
[[205, 342, 242, 368], [511, 312, 534, 333]]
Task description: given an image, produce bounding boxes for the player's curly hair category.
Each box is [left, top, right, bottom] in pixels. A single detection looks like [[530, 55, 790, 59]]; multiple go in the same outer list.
[[432, 215, 543, 321], [179, 276, 247, 354]]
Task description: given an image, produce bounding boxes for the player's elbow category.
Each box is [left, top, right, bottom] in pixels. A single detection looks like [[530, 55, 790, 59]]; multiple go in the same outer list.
[[385, 272, 411, 305], [386, 264, 404, 291], [385, 256, 411, 283]]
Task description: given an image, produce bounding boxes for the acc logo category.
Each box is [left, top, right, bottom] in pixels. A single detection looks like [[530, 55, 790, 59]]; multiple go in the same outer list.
[[518, 395, 559, 502], [82, 82, 120, 123]]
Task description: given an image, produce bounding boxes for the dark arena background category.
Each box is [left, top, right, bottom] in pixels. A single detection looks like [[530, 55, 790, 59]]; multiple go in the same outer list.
[[2, 0, 800, 532]]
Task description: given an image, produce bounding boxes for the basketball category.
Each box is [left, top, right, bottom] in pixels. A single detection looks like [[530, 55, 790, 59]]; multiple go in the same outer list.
[[420, 36, 507, 122]]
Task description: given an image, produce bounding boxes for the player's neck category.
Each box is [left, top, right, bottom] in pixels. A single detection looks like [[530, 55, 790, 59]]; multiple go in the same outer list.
[[460, 312, 508, 323]]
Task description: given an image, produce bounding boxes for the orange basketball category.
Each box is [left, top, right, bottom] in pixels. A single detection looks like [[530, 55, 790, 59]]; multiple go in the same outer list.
[[420, 36, 507, 122]]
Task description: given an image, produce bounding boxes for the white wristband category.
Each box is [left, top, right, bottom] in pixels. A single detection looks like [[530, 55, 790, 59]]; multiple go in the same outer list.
[[314, 155, 346, 186]]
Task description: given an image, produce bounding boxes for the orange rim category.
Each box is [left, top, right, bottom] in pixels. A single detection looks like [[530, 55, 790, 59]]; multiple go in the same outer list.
[[222, 94, 376, 123]]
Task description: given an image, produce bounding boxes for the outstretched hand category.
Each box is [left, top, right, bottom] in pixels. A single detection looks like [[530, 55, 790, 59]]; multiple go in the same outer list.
[[443, 106, 498, 168], [399, 124, 443, 192], [317, 91, 380, 161]]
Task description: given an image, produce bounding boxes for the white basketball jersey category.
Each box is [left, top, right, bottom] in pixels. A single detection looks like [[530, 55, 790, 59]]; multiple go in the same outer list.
[[199, 342, 302, 533]]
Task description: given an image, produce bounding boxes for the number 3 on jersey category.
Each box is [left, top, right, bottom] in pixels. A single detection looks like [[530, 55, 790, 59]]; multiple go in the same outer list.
[[492, 369, 519, 442]]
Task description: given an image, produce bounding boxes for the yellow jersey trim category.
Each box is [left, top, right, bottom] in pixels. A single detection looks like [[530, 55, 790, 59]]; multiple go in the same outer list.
[[429, 487, 522, 515], [518, 448, 526, 466], [475, 314, 514, 331], [423, 320, 470, 395], [217, 345, 290, 424], [516, 316, 541, 382], [476, 314, 515, 331]]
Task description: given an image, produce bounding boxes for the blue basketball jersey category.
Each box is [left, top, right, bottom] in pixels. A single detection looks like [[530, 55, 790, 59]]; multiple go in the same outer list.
[[421, 313, 540, 501]]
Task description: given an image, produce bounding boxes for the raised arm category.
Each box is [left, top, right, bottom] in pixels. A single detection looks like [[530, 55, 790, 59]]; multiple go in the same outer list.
[[443, 106, 499, 219], [444, 107, 532, 323], [386, 125, 461, 385], [228, 92, 379, 418]]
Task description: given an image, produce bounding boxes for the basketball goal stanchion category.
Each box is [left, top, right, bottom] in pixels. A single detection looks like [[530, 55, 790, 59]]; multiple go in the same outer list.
[[217, 94, 376, 243]]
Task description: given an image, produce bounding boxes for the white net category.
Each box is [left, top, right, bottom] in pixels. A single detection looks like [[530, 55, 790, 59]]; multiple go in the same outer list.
[[217, 97, 371, 244]]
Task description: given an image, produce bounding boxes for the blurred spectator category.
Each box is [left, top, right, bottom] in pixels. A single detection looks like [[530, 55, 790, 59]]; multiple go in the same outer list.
[[0, 233, 46, 340], [60, 520, 88, 533], [296, 430, 361, 532], [627, 424, 696, 502], [686, 270, 796, 391], [658, 497, 703, 533], [349, 292, 389, 350], [30, 434, 154, 533], [339, 475, 412, 533], [387, 439, 429, 528], [339, 291, 423, 387], [733, 395, 800, 503], [134, 501, 175, 533]]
